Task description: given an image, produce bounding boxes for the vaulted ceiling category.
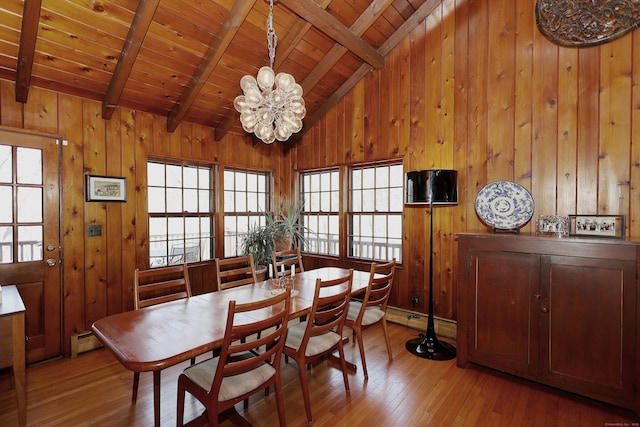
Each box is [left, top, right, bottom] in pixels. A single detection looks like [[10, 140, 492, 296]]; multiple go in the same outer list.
[[0, 0, 439, 144]]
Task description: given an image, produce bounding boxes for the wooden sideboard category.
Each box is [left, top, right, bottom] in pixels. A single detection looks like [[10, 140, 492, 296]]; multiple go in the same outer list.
[[0, 285, 27, 427], [456, 233, 639, 412]]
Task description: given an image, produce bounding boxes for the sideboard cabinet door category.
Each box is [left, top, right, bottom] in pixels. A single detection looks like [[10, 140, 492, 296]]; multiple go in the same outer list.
[[466, 249, 540, 377], [540, 255, 636, 407]]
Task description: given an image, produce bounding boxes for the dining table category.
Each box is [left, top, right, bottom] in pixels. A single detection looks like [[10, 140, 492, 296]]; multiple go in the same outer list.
[[91, 267, 370, 427]]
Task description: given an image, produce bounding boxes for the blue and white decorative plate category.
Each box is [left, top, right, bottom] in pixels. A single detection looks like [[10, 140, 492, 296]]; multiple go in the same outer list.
[[475, 181, 535, 230]]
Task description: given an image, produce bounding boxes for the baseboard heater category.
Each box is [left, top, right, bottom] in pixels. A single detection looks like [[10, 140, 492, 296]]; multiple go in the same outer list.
[[385, 306, 457, 340], [70, 331, 103, 358]]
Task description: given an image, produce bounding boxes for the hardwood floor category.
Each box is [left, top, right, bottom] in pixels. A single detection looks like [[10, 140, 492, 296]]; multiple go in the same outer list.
[[0, 322, 638, 426]]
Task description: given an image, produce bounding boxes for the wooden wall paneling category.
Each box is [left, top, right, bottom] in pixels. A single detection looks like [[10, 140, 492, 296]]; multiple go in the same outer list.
[[151, 115, 169, 156], [576, 48, 600, 215], [441, 0, 457, 319], [407, 21, 426, 172], [631, 31, 640, 238], [0, 80, 23, 127], [23, 87, 58, 135], [336, 94, 347, 163], [134, 112, 154, 270], [395, 35, 410, 160], [453, 0, 469, 240], [530, 32, 558, 223], [598, 37, 632, 218], [105, 113, 123, 316], [486, 0, 515, 182], [466, 0, 489, 233], [119, 108, 137, 312], [179, 122, 194, 159], [348, 79, 365, 164], [58, 94, 85, 355], [361, 70, 378, 163], [556, 47, 578, 216], [378, 43, 393, 162], [82, 100, 108, 330], [332, 96, 343, 164], [513, 0, 533, 208], [325, 104, 338, 166]]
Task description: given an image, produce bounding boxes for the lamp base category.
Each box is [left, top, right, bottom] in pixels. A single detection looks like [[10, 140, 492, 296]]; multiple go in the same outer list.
[[405, 329, 456, 361]]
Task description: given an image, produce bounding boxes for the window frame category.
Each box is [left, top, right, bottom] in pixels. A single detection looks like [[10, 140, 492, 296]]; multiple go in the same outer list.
[[222, 167, 271, 258], [146, 158, 215, 267], [299, 167, 340, 257], [347, 160, 404, 263]]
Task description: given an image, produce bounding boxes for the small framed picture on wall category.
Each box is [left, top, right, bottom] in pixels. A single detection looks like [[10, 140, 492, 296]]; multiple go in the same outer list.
[[85, 175, 127, 202]]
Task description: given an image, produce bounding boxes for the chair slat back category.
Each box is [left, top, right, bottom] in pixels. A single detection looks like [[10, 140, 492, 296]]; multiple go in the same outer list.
[[301, 270, 353, 344], [134, 264, 192, 309], [363, 259, 396, 310], [214, 289, 291, 388], [215, 255, 258, 290], [271, 247, 304, 276]]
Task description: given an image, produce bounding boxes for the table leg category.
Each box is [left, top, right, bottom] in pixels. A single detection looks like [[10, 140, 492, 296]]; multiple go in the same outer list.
[[153, 371, 161, 427]]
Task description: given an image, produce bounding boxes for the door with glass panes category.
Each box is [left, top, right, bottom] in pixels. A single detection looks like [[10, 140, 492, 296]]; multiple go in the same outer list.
[[0, 130, 61, 363]]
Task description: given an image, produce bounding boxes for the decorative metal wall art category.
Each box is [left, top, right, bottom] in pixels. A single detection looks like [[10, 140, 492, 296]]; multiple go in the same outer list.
[[535, 0, 640, 47]]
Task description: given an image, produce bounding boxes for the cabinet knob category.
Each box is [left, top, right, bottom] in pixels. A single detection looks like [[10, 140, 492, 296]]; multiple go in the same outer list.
[[540, 306, 549, 313]]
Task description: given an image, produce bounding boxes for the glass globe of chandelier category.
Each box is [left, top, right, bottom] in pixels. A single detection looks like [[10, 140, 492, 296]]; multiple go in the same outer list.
[[234, 0, 306, 144]]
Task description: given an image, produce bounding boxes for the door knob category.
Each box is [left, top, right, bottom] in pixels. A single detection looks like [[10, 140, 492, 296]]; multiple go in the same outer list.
[[46, 258, 57, 267]]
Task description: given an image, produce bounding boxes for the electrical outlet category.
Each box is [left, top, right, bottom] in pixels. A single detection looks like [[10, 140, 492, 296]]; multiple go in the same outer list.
[[87, 224, 102, 237], [411, 293, 419, 305]]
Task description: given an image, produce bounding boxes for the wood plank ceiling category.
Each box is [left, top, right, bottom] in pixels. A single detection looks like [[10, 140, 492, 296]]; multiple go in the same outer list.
[[0, 0, 439, 144]]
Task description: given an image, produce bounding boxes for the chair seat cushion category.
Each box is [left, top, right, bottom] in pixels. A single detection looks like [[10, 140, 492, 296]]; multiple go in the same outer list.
[[183, 354, 275, 402], [286, 321, 341, 357], [347, 301, 385, 326]]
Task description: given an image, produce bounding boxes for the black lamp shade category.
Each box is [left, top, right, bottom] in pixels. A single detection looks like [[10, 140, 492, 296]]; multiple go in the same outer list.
[[405, 169, 458, 205]]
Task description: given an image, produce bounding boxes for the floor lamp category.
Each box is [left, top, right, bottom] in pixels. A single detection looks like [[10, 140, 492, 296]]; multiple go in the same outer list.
[[405, 169, 458, 360]]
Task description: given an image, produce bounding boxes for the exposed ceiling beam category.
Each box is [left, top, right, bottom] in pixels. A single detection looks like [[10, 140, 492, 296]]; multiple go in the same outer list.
[[168, 0, 257, 133], [301, 0, 393, 92], [102, 0, 161, 120], [279, 0, 385, 70], [285, 0, 443, 150], [15, 0, 42, 103]]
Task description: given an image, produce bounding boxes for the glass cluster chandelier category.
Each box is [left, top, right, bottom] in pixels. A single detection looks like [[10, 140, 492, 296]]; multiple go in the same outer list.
[[234, 0, 306, 144]]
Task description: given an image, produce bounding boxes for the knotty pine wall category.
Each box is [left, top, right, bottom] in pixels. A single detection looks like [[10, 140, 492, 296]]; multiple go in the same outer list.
[[291, 0, 640, 321], [1, 0, 639, 356]]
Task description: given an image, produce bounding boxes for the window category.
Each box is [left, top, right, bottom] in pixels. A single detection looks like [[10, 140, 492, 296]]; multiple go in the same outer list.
[[223, 169, 270, 257], [0, 145, 44, 263], [300, 168, 339, 256], [349, 162, 403, 262], [147, 160, 214, 266]]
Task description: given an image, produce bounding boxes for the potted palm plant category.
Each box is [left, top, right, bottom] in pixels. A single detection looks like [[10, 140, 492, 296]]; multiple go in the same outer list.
[[240, 223, 274, 280], [268, 196, 308, 251]]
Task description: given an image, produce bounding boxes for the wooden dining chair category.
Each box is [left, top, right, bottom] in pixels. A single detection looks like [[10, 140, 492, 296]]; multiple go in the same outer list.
[[271, 247, 304, 277], [176, 289, 291, 427], [215, 254, 258, 290], [132, 264, 193, 403], [283, 269, 353, 424], [345, 259, 396, 379]]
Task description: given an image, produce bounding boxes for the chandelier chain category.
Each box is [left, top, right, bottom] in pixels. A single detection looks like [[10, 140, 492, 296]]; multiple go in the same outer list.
[[267, 0, 278, 69]]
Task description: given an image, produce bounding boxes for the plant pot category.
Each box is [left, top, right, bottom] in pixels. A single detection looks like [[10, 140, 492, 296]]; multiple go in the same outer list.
[[255, 265, 268, 281], [274, 233, 292, 251]]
